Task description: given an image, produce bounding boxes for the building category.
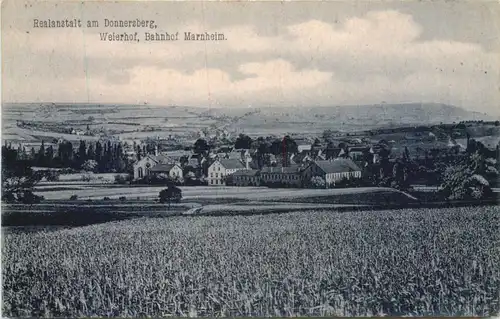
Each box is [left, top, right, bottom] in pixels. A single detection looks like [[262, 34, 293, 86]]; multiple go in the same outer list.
[[208, 159, 247, 186], [133, 154, 174, 180], [149, 163, 184, 180], [297, 141, 312, 153], [260, 165, 303, 187], [303, 159, 362, 187], [231, 169, 261, 186], [348, 146, 369, 161]]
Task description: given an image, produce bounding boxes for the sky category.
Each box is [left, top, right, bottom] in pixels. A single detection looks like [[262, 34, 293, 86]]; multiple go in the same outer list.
[[2, 1, 500, 114]]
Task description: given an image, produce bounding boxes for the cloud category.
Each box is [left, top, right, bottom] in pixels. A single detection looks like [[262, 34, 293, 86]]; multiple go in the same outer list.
[[2, 9, 499, 114]]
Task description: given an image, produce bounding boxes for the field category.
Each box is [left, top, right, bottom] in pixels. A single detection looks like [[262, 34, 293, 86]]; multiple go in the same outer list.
[[4, 103, 497, 145], [3, 206, 500, 317], [34, 185, 418, 202]]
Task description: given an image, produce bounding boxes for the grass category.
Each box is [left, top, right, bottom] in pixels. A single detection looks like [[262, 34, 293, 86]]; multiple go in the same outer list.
[[35, 185, 417, 203], [2, 206, 500, 317]]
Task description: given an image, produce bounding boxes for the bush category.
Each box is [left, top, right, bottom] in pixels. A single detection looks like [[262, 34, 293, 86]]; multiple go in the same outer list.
[[159, 186, 182, 205], [70, 195, 78, 200], [114, 174, 129, 185], [17, 191, 43, 204], [45, 171, 60, 182], [81, 173, 94, 182], [119, 196, 126, 202], [2, 192, 16, 203], [132, 175, 171, 185], [82, 159, 98, 173], [310, 176, 326, 189], [103, 197, 111, 201]]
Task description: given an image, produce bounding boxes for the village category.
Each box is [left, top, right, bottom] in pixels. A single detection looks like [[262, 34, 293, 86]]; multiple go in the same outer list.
[[5, 117, 499, 195]]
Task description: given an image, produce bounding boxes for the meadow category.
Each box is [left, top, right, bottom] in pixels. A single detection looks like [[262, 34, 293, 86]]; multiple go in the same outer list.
[[3, 206, 499, 317], [35, 185, 417, 202]]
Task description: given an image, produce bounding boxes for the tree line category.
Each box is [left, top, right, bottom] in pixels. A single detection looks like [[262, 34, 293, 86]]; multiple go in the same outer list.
[[12, 140, 131, 173]]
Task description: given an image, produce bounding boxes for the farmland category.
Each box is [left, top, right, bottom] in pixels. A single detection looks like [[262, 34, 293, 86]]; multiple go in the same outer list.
[[34, 185, 417, 202], [3, 206, 500, 317]]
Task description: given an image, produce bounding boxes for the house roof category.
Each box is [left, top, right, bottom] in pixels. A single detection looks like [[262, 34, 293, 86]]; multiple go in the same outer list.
[[218, 159, 246, 169], [314, 159, 361, 174], [261, 165, 301, 174], [150, 154, 173, 164], [349, 146, 369, 152], [150, 163, 178, 172], [225, 151, 242, 160], [295, 139, 312, 146], [166, 150, 191, 158], [232, 169, 260, 176]]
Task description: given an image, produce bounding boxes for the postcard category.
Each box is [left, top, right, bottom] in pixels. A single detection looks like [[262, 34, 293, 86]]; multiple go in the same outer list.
[[2, 1, 499, 317]]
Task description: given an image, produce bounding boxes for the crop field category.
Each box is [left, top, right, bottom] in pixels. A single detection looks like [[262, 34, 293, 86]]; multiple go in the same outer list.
[[34, 185, 417, 203], [3, 206, 499, 317]]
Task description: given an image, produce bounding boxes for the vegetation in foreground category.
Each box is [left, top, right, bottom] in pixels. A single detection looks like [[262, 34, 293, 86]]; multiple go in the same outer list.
[[3, 207, 500, 317]]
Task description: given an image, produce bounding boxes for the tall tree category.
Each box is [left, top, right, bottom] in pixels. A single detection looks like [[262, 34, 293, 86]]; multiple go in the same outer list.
[[30, 147, 36, 162], [235, 134, 253, 149], [37, 141, 46, 166], [87, 143, 95, 161], [137, 144, 142, 161], [194, 138, 209, 155], [45, 145, 54, 166], [77, 140, 87, 168], [2, 145, 45, 202], [441, 151, 496, 200], [95, 141, 103, 164]]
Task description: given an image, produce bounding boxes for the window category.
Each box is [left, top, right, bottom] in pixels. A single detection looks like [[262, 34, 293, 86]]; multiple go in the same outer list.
[[211, 173, 213, 177], [210, 180, 213, 185], [218, 167, 220, 171], [216, 173, 219, 178], [138, 167, 143, 178], [216, 180, 219, 185]]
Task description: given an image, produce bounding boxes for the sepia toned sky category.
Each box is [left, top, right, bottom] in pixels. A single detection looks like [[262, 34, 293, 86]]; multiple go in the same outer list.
[[2, 1, 500, 114]]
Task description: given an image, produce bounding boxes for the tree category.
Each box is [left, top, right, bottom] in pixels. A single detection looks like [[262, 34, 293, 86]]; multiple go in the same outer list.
[[45, 145, 54, 166], [194, 138, 209, 155], [136, 144, 142, 161], [310, 176, 326, 189], [159, 184, 182, 209], [252, 137, 270, 168], [441, 151, 496, 200], [271, 136, 298, 166], [87, 143, 95, 161], [82, 159, 98, 173], [77, 140, 87, 168], [282, 135, 298, 154], [2, 145, 45, 203], [235, 134, 253, 149], [322, 129, 333, 141], [95, 141, 103, 163], [36, 141, 46, 166]]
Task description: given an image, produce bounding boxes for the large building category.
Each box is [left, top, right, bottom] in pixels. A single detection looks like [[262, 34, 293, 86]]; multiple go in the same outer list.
[[149, 163, 184, 180], [133, 154, 174, 180], [302, 159, 362, 187], [231, 169, 261, 186], [260, 165, 303, 187], [208, 159, 248, 186]]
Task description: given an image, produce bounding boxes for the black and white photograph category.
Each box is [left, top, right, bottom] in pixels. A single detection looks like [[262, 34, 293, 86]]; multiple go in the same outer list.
[[1, 0, 500, 317]]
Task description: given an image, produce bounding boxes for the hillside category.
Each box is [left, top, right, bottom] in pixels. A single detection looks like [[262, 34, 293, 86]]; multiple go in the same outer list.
[[210, 103, 493, 134], [2, 102, 496, 141]]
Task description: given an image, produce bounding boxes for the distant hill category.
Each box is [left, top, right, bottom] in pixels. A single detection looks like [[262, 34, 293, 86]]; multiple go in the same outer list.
[[208, 103, 494, 131], [2, 102, 496, 139]]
